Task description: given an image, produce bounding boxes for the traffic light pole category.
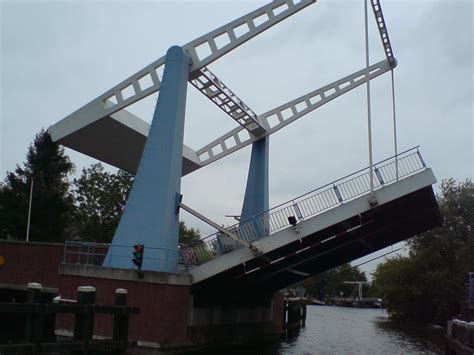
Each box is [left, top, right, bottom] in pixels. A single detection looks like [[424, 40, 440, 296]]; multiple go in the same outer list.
[[103, 46, 191, 273]]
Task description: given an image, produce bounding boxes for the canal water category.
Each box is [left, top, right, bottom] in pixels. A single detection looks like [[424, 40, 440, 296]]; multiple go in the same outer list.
[[277, 305, 444, 354], [192, 305, 445, 354]]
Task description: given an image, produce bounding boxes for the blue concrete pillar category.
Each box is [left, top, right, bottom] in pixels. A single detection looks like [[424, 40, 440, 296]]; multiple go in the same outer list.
[[240, 136, 269, 238], [103, 46, 190, 272]]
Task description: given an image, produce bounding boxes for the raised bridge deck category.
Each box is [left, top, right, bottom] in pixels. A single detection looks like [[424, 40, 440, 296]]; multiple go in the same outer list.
[[186, 147, 440, 292]]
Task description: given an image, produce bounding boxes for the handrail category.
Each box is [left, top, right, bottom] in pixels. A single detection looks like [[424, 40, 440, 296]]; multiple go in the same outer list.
[[197, 145, 422, 243], [63, 241, 191, 271], [65, 147, 428, 271], [184, 146, 427, 267]]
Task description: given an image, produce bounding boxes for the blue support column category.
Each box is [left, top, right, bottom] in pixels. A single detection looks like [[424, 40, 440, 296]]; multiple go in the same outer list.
[[103, 46, 190, 273], [240, 136, 269, 238]]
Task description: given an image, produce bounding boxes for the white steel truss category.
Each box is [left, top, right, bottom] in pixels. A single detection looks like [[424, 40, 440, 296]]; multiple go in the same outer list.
[[50, 0, 399, 181], [196, 59, 393, 167], [57, 0, 316, 129], [190, 67, 266, 136], [370, 0, 395, 66]]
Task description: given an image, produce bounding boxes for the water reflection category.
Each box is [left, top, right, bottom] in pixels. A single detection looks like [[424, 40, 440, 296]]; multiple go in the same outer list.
[[277, 306, 444, 354], [188, 306, 444, 354]]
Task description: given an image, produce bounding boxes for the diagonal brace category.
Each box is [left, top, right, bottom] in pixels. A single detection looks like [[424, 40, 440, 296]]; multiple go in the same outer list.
[[190, 67, 266, 135], [179, 202, 254, 250], [196, 58, 394, 166], [56, 0, 317, 127]]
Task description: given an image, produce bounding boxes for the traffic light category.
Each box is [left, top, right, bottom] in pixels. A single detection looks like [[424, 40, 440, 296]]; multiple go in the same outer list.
[[132, 244, 144, 270]]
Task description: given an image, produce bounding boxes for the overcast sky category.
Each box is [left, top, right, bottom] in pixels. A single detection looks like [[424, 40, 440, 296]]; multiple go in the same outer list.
[[1, 0, 473, 276]]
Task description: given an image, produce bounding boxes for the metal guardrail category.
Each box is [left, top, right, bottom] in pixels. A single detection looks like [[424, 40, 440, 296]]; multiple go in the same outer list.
[[63, 147, 428, 270], [185, 146, 427, 267], [63, 241, 191, 271]]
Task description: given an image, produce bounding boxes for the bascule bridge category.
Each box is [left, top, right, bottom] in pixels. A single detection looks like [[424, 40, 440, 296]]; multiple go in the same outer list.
[[42, 0, 441, 348]]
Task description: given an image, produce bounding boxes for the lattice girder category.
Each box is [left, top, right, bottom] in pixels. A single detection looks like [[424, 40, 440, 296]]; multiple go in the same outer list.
[[196, 59, 394, 167], [56, 0, 316, 130], [190, 67, 266, 136]]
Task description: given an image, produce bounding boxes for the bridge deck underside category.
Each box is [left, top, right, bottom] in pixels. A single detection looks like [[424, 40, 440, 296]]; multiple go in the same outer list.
[[50, 113, 201, 176], [192, 186, 441, 294]]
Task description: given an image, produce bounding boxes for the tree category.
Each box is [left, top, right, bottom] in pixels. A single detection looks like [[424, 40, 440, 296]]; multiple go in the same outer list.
[[303, 264, 367, 300], [73, 162, 200, 244], [0, 129, 75, 242], [179, 221, 201, 244], [372, 179, 474, 324], [73, 163, 133, 243]]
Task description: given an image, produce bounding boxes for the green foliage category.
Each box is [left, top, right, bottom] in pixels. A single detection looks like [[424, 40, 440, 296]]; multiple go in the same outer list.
[[0, 130, 75, 242], [179, 221, 200, 244], [0, 131, 203, 245], [72, 163, 133, 243], [72, 163, 200, 244], [303, 264, 367, 300], [372, 178, 474, 324]]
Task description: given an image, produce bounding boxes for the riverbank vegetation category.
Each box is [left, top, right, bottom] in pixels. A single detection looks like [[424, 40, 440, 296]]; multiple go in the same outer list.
[[372, 179, 474, 325], [301, 264, 368, 300], [0, 130, 199, 243]]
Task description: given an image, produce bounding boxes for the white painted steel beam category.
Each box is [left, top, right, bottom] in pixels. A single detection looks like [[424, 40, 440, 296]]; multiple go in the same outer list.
[[190, 67, 265, 135], [179, 202, 251, 248], [370, 0, 396, 67], [50, 59, 392, 175], [196, 59, 393, 167], [49, 108, 201, 175], [189, 168, 437, 284], [55, 0, 316, 130]]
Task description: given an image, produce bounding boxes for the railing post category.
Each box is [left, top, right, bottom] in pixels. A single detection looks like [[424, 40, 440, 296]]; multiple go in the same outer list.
[[181, 250, 189, 271], [292, 201, 304, 220], [301, 303, 307, 327], [73, 286, 96, 354], [109, 244, 113, 267], [24, 282, 42, 352], [112, 288, 129, 353], [86, 244, 91, 265], [374, 167, 384, 185], [417, 148, 426, 167], [333, 185, 343, 203]]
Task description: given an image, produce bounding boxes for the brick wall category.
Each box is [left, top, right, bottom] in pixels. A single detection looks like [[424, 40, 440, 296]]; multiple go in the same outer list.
[[0, 240, 284, 348]]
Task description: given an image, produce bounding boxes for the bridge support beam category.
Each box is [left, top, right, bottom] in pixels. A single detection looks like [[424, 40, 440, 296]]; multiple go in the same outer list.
[[240, 136, 269, 237], [103, 46, 191, 273]]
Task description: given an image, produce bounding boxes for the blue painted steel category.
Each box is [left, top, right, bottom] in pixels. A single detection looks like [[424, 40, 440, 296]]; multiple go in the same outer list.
[[240, 136, 269, 237], [103, 46, 190, 272]]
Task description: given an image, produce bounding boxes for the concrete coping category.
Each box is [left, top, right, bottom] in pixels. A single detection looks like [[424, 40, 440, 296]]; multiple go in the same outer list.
[[27, 282, 42, 289], [115, 288, 128, 294], [59, 263, 192, 286], [78, 286, 96, 292]]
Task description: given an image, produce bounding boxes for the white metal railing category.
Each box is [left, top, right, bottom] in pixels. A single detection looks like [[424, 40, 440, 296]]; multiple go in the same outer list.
[[63, 241, 191, 271], [182, 146, 427, 267]]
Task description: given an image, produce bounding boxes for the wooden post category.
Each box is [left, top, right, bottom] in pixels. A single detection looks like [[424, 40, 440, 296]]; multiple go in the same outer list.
[[301, 303, 307, 327], [74, 286, 96, 354], [112, 288, 129, 353], [24, 282, 42, 354]]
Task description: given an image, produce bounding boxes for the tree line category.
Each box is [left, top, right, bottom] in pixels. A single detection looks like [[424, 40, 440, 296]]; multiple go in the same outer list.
[[0, 130, 200, 244], [299, 180, 472, 326], [371, 178, 473, 325]]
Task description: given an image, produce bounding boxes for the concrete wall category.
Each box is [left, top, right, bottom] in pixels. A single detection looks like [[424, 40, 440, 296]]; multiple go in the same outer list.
[[0, 240, 284, 350]]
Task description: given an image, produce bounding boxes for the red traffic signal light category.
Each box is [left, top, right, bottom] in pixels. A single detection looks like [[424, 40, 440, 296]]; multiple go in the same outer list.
[[132, 244, 144, 270]]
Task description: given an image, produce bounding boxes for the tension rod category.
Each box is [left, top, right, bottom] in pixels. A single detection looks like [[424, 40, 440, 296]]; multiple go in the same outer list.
[[179, 202, 251, 249]]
